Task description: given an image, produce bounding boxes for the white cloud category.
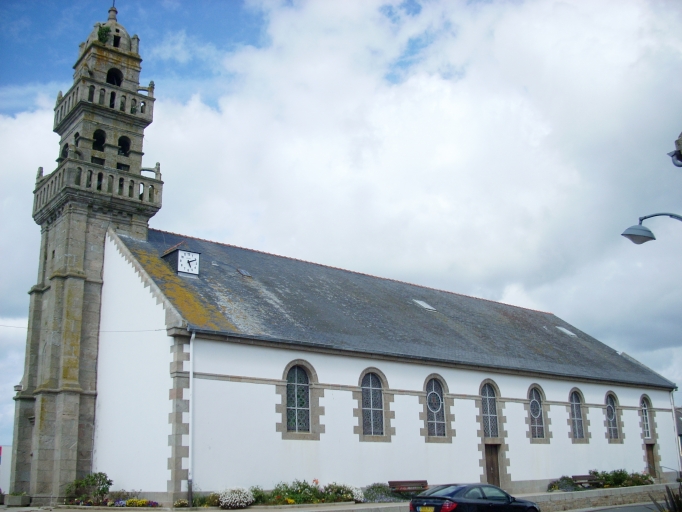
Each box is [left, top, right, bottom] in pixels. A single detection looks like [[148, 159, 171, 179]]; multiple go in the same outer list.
[[1, 0, 682, 444]]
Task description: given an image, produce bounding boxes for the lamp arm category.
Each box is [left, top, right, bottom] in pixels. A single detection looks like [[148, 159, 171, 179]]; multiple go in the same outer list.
[[638, 212, 682, 224]]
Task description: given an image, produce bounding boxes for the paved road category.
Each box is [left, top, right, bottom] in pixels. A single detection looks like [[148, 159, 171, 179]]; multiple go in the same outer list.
[[579, 504, 658, 512]]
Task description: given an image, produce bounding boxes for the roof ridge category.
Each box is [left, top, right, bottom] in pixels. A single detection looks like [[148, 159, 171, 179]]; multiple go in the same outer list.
[[148, 228, 553, 316]]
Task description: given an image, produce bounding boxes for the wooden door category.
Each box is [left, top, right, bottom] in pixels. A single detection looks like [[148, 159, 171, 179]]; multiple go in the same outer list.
[[645, 445, 656, 477], [485, 444, 500, 487]]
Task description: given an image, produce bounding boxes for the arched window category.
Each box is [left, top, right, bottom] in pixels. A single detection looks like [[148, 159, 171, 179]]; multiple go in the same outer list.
[[106, 68, 123, 86], [75, 168, 82, 186], [482, 383, 498, 437], [426, 378, 446, 436], [130, 99, 137, 114], [361, 373, 383, 436], [117, 136, 131, 156], [74, 132, 80, 147], [606, 394, 619, 440], [99, 88, 105, 105], [61, 144, 69, 159], [140, 100, 146, 114], [570, 391, 585, 439], [148, 185, 155, 202], [138, 182, 145, 200], [641, 398, 651, 439], [109, 91, 116, 109], [286, 365, 310, 432], [92, 130, 106, 152], [86, 170, 93, 188], [120, 95, 126, 112], [88, 86, 95, 102], [96, 172, 103, 191], [118, 177, 124, 195], [128, 180, 134, 198], [528, 387, 544, 438], [107, 175, 114, 193]]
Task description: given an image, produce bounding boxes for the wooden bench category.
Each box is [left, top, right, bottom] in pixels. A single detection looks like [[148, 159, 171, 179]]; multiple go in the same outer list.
[[388, 480, 429, 493], [571, 475, 601, 487]]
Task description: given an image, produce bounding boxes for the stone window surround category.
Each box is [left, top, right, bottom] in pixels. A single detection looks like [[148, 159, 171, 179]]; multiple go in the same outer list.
[[525, 384, 552, 444], [419, 373, 455, 443], [604, 391, 624, 444], [566, 387, 591, 444], [352, 367, 395, 442], [476, 379, 511, 489], [276, 359, 325, 441], [638, 394, 661, 477]]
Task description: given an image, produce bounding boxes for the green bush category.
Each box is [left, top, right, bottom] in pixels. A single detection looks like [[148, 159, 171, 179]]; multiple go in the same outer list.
[[65, 472, 113, 504], [249, 486, 269, 505], [589, 469, 653, 488]]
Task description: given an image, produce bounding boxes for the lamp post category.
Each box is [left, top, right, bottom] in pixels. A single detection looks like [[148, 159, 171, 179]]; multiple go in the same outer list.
[[622, 133, 682, 244], [621, 213, 682, 244], [669, 132, 682, 167]]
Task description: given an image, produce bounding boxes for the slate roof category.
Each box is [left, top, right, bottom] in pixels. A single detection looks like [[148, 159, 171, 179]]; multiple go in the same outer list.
[[118, 228, 676, 390]]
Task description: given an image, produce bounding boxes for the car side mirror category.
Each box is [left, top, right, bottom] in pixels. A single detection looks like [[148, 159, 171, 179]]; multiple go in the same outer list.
[[509, 497, 515, 503]]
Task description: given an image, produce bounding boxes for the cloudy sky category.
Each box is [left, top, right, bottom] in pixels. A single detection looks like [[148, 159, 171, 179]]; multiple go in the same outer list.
[[1, 0, 681, 446]]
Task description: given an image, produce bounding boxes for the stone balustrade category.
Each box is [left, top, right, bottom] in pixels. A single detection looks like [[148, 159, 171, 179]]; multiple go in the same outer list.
[[54, 78, 154, 128], [33, 159, 163, 215]]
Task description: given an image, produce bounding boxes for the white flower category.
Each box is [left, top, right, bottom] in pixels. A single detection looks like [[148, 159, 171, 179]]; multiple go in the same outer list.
[[219, 488, 255, 510], [351, 487, 365, 503]]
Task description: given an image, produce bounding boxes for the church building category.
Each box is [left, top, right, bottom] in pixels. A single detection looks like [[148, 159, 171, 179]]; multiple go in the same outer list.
[[11, 7, 680, 506]]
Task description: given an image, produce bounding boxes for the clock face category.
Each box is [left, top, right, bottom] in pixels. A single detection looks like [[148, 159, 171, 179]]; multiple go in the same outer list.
[[177, 250, 200, 275]]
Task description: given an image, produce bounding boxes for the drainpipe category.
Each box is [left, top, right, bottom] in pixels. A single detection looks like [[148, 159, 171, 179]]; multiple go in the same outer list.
[[188, 330, 196, 506], [670, 390, 682, 479]]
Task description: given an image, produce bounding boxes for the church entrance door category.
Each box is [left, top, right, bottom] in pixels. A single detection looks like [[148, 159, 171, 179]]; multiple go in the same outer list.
[[485, 444, 500, 487], [645, 444, 656, 477]]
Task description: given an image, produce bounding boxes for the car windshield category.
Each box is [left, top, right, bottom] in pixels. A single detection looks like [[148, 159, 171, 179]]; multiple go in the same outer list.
[[420, 485, 466, 497]]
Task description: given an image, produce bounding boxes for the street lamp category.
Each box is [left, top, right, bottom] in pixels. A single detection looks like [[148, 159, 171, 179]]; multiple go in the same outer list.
[[670, 132, 682, 167], [621, 213, 682, 244]]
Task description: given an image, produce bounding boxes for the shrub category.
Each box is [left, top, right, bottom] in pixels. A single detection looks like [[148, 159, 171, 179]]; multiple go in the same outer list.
[[547, 476, 581, 492], [589, 469, 653, 488], [361, 483, 406, 503], [271, 480, 322, 504], [249, 486, 269, 505], [174, 499, 189, 508], [219, 488, 255, 509], [97, 25, 111, 43], [322, 483, 356, 502], [109, 490, 139, 502], [65, 472, 113, 504], [205, 493, 221, 507]]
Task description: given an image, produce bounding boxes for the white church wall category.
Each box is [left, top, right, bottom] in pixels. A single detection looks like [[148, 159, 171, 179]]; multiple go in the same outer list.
[[92, 234, 172, 491], [191, 337, 678, 491], [0, 445, 11, 494]]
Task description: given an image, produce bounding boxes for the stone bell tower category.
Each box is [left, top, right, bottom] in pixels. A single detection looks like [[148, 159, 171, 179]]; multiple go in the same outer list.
[[11, 7, 163, 503]]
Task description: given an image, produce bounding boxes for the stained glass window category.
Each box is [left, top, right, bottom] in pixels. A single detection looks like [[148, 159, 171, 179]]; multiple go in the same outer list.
[[529, 388, 544, 438], [426, 379, 446, 436], [641, 398, 651, 439], [570, 391, 584, 439], [482, 383, 498, 438], [286, 365, 310, 432], [606, 394, 618, 439], [361, 373, 384, 436]]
